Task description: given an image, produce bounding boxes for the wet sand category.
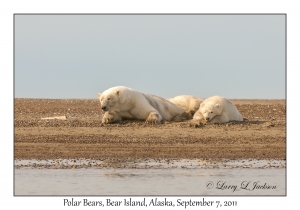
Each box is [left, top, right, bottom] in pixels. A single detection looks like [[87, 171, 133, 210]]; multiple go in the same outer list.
[[14, 158, 286, 169], [14, 99, 286, 164]]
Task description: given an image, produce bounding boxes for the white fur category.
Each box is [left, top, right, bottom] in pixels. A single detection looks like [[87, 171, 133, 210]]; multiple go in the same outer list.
[[168, 95, 203, 115], [193, 95, 243, 124], [97, 86, 191, 124]]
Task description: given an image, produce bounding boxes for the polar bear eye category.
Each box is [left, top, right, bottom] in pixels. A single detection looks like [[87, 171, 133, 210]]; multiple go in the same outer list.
[[211, 111, 213, 113], [108, 98, 110, 100]]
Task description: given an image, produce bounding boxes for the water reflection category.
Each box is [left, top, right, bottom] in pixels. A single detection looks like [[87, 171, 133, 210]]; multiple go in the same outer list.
[[15, 168, 285, 196]]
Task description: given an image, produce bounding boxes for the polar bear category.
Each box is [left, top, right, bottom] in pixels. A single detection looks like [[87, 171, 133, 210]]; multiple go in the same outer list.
[[167, 95, 203, 116], [97, 86, 191, 124], [193, 95, 243, 124]]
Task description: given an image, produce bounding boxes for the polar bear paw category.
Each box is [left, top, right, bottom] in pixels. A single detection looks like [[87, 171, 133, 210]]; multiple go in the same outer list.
[[172, 112, 193, 122], [145, 112, 161, 124], [192, 112, 207, 124], [102, 112, 122, 124], [102, 112, 114, 124]]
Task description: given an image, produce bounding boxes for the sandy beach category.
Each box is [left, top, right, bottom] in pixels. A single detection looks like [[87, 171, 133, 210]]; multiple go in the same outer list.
[[14, 98, 286, 164]]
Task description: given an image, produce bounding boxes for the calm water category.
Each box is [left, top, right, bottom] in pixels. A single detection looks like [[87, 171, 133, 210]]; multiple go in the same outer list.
[[14, 168, 285, 196]]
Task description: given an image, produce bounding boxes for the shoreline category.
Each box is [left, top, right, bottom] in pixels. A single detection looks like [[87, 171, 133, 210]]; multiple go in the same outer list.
[[14, 158, 286, 169]]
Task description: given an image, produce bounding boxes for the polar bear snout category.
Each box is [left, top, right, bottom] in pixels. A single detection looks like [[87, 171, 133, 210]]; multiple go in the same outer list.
[[205, 117, 210, 121], [100, 99, 113, 111], [101, 106, 108, 111]]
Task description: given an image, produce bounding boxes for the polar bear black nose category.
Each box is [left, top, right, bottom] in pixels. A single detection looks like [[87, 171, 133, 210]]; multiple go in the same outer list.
[[205, 117, 209, 121], [101, 106, 106, 110]]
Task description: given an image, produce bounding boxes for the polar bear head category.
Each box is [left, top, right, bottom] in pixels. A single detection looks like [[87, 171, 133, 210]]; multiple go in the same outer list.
[[199, 102, 222, 121], [98, 90, 121, 111]]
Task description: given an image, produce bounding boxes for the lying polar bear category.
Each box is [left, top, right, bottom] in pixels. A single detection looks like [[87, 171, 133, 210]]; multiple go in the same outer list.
[[193, 95, 243, 124], [97, 86, 191, 124], [167, 95, 203, 116]]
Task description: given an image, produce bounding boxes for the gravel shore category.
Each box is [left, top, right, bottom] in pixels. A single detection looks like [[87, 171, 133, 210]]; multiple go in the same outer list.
[[14, 99, 286, 165]]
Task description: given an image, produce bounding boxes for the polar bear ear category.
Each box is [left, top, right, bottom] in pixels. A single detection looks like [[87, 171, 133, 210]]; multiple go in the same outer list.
[[97, 93, 102, 99], [215, 103, 220, 108], [116, 90, 121, 96]]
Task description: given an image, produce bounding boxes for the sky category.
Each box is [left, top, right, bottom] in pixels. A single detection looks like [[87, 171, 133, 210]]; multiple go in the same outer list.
[[14, 14, 285, 99]]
